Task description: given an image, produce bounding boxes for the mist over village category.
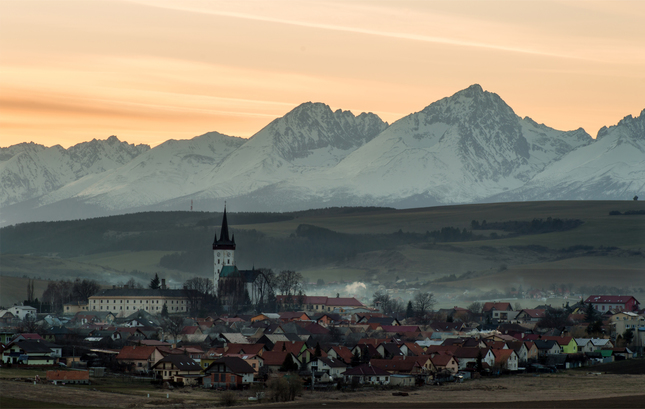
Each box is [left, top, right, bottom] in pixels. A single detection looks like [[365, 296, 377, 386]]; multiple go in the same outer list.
[[1, 1, 644, 408]]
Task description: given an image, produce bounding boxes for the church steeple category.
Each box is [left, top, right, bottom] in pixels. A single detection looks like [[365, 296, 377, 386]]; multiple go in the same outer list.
[[213, 206, 236, 297], [213, 206, 235, 250]]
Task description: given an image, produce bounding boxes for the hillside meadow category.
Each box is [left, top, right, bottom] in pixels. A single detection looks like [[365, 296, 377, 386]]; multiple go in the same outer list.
[[1, 200, 643, 307]]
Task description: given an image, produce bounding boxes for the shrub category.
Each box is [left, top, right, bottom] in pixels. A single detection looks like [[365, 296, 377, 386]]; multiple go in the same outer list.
[[220, 391, 237, 407]]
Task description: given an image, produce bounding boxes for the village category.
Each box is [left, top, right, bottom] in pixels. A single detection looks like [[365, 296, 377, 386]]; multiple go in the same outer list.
[[1, 212, 644, 407]]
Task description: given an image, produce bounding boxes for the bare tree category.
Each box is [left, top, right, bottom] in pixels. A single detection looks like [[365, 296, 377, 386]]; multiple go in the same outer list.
[[19, 314, 43, 333], [373, 291, 404, 314], [183, 277, 214, 316], [254, 268, 276, 311], [467, 302, 482, 314], [275, 270, 303, 300], [414, 292, 436, 324], [162, 316, 185, 345], [42, 280, 74, 313], [125, 278, 143, 289], [72, 279, 100, 301]]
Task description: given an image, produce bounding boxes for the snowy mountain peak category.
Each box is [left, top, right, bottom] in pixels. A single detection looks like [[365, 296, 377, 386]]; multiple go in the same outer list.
[[597, 109, 645, 141], [254, 101, 388, 161]]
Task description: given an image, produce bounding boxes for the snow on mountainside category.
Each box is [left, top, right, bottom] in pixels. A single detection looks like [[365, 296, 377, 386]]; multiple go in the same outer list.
[[491, 109, 645, 201], [289, 84, 592, 204], [47, 132, 246, 209], [1, 85, 642, 225], [193, 102, 388, 198], [0, 136, 149, 206]]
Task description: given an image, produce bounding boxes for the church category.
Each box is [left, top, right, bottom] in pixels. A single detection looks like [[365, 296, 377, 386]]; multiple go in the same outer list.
[[213, 208, 269, 307]]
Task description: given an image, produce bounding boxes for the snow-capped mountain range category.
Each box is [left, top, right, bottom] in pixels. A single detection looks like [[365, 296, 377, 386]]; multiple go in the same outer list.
[[1, 84, 643, 225]]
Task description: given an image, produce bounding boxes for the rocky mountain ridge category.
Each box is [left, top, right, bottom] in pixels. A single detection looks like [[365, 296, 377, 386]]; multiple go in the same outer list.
[[1, 85, 642, 225]]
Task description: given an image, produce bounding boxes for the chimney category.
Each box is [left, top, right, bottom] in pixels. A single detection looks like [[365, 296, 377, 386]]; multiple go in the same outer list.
[[161, 279, 166, 290]]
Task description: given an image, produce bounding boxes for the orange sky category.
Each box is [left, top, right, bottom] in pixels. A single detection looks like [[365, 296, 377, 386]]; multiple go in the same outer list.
[[1, 0, 644, 148]]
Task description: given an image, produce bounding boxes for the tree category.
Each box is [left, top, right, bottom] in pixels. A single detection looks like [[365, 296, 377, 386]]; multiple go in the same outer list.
[[314, 342, 322, 358], [586, 319, 604, 336], [162, 315, 185, 344], [253, 268, 276, 312], [72, 279, 100, 302], [584, 303, 598, 323], [19, 314, 43, 333], [414, 292, 436, 324], [26, 279, 35, 303], [149, 273, 161, 290], [514, 302, 522, 311], [537, 308, 569, 329], [42, 280, 74, 313], [476, 350, 483, 372], [623, 329, 634, 345], [279, 354, 299, 372], [406, 300, 414, 318], [183, 277, 214, 315], [373, 290, 404, 315], [275, 270, 304, 304], [125, 278, 143, 289], [161, 303, 169, 318], [467, 302, 482, 314]]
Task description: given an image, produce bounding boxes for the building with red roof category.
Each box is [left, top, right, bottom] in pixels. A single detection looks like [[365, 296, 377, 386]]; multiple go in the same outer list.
[[584, 295, 639, 312]]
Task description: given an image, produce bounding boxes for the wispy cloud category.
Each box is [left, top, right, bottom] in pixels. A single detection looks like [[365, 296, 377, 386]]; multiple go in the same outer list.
[[129, 0, 575, 59]]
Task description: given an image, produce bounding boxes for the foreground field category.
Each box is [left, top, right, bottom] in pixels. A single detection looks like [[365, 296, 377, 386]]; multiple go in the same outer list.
[[1, 370, 644, 409]]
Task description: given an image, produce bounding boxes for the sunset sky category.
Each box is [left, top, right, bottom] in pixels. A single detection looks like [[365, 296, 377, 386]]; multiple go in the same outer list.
[[2, 0, 644, 148]]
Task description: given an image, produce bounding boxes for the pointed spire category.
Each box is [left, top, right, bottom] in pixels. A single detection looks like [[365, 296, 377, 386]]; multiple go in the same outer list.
[[213, 205, 236, 250], [220, 206, 231, 242]]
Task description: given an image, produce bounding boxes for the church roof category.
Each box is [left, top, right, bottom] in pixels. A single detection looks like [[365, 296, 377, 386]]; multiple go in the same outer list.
[[220, 266, 241, 278]]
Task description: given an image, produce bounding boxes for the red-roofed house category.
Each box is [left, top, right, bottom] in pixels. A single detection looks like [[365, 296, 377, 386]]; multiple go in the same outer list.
[[116, 345, 164, 373], [584, 295, 640, 312], [491, 349, 519, 371], [516, 309, 546, 322], [482, 302, 513, 322], [430, 354, 459, 374]]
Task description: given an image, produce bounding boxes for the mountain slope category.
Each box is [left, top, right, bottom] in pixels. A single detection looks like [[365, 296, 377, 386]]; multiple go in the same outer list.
[[192, 102, 388, 198], [0, 136, 149, 207], [492, 109, 645, 201], [285, 84, 592, 204]]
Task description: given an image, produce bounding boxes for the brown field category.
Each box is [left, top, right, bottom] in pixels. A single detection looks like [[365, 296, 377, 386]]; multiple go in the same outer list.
[[0, 275, 51, 309], [1, 371, 644, 409]]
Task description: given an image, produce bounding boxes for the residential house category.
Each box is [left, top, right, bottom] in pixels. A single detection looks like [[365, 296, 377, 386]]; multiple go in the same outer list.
[[534, 340, 561, 357], [482, 302, 513, 323], [204, 356, 255, 389], [306, 357, 348, 380], [430, 354, 459, 375], [2, 340, 55, 366], [574, 338, 596, 354], [609, 312, 644, 336], [515, 309, 546, 323], [116, 345, 163, 373], [151, 355, 202, 384], [342, 363, 390, 385], [492, 349, 519, 371]]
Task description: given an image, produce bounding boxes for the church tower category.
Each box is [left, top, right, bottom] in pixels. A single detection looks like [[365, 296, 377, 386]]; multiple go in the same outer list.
[[213, 206, 235, 295]]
